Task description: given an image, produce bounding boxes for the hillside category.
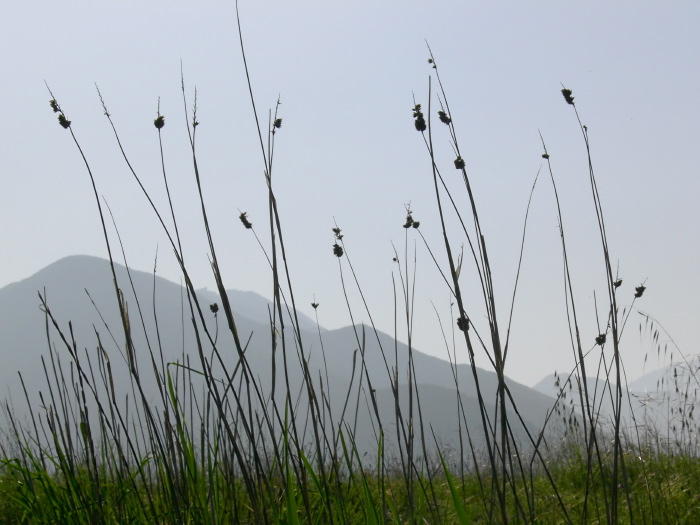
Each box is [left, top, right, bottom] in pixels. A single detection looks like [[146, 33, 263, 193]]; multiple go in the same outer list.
[[0, 255, 558, 453]]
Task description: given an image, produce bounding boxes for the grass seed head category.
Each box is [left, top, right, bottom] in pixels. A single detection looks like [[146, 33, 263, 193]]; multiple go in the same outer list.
[[154, 115, 165, 129], [239, 212, 253, 229], [561, 88, 575, 105], [58, 114, 71, 129], [438, 110, 451, 125], [332, 243, 344, 257], [412, 104, 426, 131], [457, 316, 469, 332], [635, 285, 647, 298], [454, 156, 465, 169]]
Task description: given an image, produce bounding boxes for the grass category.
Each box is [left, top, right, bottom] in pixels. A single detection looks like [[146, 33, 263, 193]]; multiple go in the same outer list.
[[2, 10, 699, 524], [3, 449, 700, 523]]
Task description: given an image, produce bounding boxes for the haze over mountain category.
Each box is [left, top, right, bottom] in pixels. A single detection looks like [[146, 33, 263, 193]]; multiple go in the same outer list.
[[1, 255, 565, 453], [532, 359, 700, 441]]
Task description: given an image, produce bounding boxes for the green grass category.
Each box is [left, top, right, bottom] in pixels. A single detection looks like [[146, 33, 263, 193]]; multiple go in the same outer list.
[[3, 450, 700, 523]]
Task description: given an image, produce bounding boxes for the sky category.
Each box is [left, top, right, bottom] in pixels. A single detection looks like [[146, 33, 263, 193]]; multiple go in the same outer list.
[[1, 2, 699, 388]]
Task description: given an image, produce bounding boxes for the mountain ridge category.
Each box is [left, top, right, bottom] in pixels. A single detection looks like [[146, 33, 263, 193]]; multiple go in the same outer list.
[[0, 255, 559, 452]]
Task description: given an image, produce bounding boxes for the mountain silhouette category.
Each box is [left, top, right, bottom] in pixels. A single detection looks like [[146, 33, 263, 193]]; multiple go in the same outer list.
[[0, 255, 558, 455]]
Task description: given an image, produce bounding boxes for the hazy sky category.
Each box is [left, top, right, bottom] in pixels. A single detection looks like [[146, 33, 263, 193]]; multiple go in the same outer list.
[[2, 2, 698, 387]]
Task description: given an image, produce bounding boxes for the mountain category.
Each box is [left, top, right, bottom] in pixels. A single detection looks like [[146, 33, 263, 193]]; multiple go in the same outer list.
[[533, 360, 700, 439], [627, 361, 700, 393], [533, 373, 618, 402], [0, 255, 557, 455]]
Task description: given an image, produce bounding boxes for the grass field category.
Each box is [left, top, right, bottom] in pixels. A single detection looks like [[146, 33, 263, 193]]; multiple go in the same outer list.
[[2, 16, 698, 524]]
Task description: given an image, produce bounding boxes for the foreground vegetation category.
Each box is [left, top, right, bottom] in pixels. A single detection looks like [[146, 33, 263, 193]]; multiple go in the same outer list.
[[2, 11, 698, 524], [2, 449, 700, 523]]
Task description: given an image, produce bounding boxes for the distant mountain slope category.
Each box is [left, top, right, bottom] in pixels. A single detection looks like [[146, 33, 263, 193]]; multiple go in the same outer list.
[[533, 373, 618, 401], [627, 361, 700, 393], [194, 286, 322, 334], [533, 362, 700, 437], [0, 255, 557, 452]]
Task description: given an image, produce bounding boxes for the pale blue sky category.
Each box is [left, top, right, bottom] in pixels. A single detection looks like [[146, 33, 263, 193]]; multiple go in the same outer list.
[[1, 2, 698, 386]]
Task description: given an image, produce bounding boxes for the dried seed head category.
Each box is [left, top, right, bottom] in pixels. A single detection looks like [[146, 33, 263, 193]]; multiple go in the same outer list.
[[454, 156, 465, 170], [273, 118, 282, 129], [311, 302, 319, 309], [561, 88, 575, 105], [154, 115, 165, 129], [49, 99, 60, 113], [402, 206, 419, 229], [542, 153, 550, 159], [413, 104, 426, 132], [239, 212, 253, 229], [457, 316, 469, 332], [438, 110, 451, 125], [210, 303, 219, 314], [333, 243, 344, 257], [58, 114, 71, 129], [634, 285, 646, 298], [595, 333, 606, 346], [614, 279, 623, 288]]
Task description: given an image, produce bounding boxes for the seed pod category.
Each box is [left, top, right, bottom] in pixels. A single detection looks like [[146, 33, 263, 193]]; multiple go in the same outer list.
[[561, 88, 575, 105], [239, 212, 253, 229], [58, 114, 71, 129], [457, 316, 469, 332]]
